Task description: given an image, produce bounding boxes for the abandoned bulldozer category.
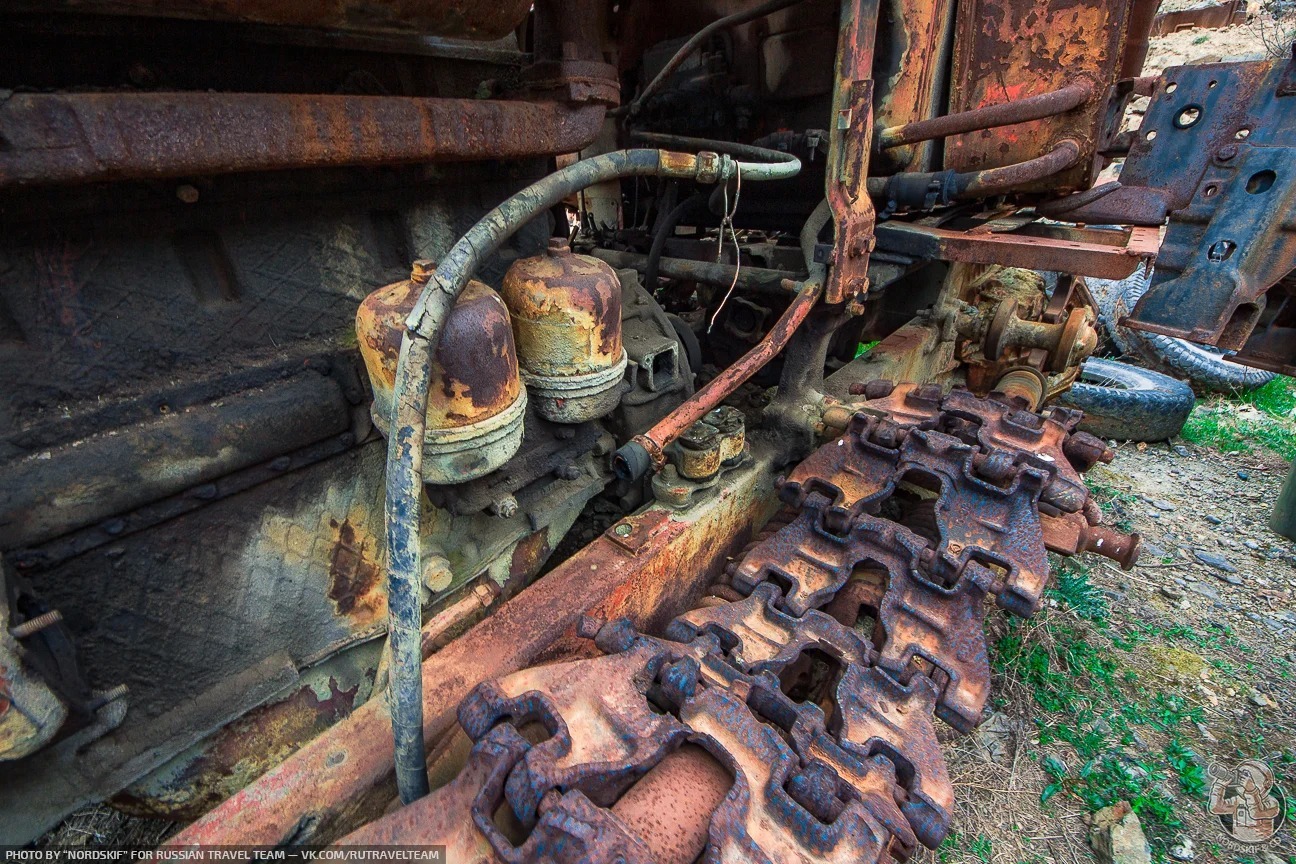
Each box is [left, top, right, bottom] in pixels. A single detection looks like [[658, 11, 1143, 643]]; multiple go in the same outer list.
[[0, 0, 1292, 858]]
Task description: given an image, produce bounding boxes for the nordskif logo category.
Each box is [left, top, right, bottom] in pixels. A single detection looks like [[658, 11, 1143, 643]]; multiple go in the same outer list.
[[1207, 759, 1286, 843]]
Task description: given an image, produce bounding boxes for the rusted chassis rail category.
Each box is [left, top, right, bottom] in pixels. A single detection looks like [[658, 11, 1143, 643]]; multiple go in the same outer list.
[[0, 94, 607, 187]]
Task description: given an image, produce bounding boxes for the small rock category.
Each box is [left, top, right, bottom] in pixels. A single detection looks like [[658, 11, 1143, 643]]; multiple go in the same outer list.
[[975, 711, 1016, 765], [1089, 802, 1152, 864], [1159, 585, 1184, 600], [1168, 835, 1195, 862], [1194, 550, 1236, 573], [1238, 469, 1251, 480], [1151, 499, 1176, 511], [1173, 444, 1190, 457], [1186, 582, 1220, 601], [1217, 572, 1243, 587], [1244, 540, 1260, 551], [1205, 515, 1222, 525], [1249, 691, 1272, 708]]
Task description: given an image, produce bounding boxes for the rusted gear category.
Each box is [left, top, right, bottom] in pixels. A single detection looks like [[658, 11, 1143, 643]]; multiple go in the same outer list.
[[340, 388, 1139, 862]]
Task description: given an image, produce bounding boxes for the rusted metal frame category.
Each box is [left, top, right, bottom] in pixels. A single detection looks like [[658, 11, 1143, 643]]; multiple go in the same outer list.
[[874, 221, 1159, 280], [878, 82, 1094, 149], [870, 0, 957, 174], [823, 0, 881, 304], [1118, 58, 1296, 352], [944, 0, 1134, 194], [0, 94, 608, 187], [1119, 0, 1162, 78], [619, 276, 824, 478], [165, 447, 782, 846]]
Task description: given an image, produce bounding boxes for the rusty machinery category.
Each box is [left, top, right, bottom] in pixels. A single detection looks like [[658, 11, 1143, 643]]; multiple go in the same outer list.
[[0, 0, 1292, 854]]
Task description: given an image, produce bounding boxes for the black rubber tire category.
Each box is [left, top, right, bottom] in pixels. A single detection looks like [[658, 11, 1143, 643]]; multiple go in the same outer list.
[[1091, 270, 1276, 394], [1054, 357, 1195, 442]]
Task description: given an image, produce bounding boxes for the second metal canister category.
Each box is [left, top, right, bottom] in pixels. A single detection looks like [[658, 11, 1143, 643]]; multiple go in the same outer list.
[[500, 238, 627, 423], [356, 262, 526, 484]]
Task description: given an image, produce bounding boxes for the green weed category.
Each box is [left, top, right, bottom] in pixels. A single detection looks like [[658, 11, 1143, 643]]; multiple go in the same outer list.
[[1180, 376, 1296, 459]]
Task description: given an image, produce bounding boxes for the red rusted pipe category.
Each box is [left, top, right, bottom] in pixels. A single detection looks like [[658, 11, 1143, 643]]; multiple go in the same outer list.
[[614, 276, 824, 480], [0, 93, 608, 187], [877, 82, 1094, 149], [957, 139, 1082, 196]]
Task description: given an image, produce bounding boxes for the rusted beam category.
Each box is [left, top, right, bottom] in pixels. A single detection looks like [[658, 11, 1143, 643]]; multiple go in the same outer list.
[[878, 82, 1093, 149], [26, 0, 534, 40], [823, 0, 881, 304], [0, 94, 607, 187], [165, 451, 780, 846], [875, 222, 1159, 280]]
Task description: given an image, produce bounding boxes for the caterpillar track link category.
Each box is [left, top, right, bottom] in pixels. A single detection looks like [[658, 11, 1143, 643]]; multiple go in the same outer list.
[[340, 386, 1139, 863]]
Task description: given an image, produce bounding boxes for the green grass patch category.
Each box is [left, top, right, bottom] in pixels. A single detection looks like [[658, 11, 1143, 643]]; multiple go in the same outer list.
[[1180, 376, 1296, 459], [994, 561, 1215, 857]]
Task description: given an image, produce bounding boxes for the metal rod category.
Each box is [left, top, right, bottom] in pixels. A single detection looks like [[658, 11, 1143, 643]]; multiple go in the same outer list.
[[877, 81, 1093, 149], [957, 139, 1081, 195], [614, 275, 824, 480], [588, 248, 800, 294]]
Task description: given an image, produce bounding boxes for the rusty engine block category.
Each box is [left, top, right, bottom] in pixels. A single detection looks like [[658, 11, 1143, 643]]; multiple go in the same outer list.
[[338, 386, 1138, 861]]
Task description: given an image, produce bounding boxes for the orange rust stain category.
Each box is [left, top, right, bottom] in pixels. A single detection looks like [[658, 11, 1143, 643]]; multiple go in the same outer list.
[[327, 518, 385, 619], [509, 529, 552, 580]]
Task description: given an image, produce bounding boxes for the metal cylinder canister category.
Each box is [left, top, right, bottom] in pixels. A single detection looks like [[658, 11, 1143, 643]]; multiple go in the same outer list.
[[500, 238, 627, 423], [356, 261, 526, 484]]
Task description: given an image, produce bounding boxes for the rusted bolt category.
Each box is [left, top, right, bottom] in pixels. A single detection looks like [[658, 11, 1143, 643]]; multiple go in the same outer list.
[[9, 609, 62, 639], [84, 683, 129, 713], [176, 184, 200, 204], [1216, 144, 1238, 161], [614, 522, 633, 537], [409, 259, 435, 284], [488, 495, 519, 519], [576, 615, 604, 639]]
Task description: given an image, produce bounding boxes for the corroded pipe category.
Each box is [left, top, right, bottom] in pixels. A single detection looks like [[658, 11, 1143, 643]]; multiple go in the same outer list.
[[588, 248, 800, 295], [958, 139, 1082, 196], [877, 82, 1093, 149], [614, 275, 824, 480]]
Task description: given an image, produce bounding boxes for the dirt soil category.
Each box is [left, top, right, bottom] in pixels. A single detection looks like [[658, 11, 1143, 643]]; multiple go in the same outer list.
[[924, 439, 1296, 864]]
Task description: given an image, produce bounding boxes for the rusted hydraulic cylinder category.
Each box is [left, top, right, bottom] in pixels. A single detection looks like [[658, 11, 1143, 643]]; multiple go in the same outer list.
[[501, 239, 627, 423], [357, 261, 525, 484]]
